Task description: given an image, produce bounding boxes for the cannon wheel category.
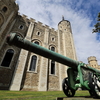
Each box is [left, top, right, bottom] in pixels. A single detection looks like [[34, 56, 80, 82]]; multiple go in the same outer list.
[[89, 90, 94, 96], [62, 77, 75, 97], [93, 84, 100, 98], [89, 84, 100, 98], [88, 73, 100, 98]]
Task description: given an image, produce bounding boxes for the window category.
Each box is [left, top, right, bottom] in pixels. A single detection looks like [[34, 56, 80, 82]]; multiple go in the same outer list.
[[52, 38, 55, 41], [50, 47, 55, 75], [1, 49, 14, 67], [29, 55, 37, 71], [36, 32, 41, 36], [51, 47, 55, 51], [37, 32, 40, 35], [34, 41, 39, 45], [28, 22, 30, 24], [19, 25, 24, 30], [2, 6, 7, 13], [51, 60, 55, 74]]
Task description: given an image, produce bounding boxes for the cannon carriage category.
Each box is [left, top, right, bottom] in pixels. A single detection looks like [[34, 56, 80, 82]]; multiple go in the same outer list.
[[7, 33, 100, 98]]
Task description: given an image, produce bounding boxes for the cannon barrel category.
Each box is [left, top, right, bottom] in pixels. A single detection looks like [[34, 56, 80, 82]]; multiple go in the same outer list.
[[6, 33, 100, 98], [7, 33, 80, 70]]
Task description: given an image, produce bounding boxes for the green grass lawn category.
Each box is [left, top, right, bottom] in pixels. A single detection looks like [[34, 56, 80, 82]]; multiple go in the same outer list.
[[0, 90, 90, 100]]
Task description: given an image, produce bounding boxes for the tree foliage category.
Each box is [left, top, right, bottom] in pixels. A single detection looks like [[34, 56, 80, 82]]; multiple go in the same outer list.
[[93, 13, 100, 33]]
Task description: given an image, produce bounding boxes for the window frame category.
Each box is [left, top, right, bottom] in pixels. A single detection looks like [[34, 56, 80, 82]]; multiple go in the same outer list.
[[51, 60, 55, 75], [49, 46, 56, 75], [51, 47, 55, 51], [49, 60, 56, 76], [18, 25, 24, 30], [29, 55, 37, 71], [0, 49, 14, 68], [36, 31, 41, 36], [34, 41, 39, 45], [2, 6, 8, 13], [28, 55, 38, 73], [51, 37, 55, 42]]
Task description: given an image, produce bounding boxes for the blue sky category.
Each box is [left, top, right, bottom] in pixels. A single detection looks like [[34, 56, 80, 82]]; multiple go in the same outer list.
[[16, 0, 100, 64]]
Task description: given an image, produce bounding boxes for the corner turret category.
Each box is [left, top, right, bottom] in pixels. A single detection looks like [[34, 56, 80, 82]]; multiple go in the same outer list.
[[58, 16, 71, 33], [88, 56, 98, 68]]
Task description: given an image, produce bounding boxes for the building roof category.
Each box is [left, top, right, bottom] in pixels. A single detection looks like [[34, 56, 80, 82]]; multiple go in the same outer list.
[[58, 16, 70, 25]]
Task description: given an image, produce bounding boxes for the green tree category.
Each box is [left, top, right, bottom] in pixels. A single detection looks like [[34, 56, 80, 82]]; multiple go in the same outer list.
[[93, 12, 100, 33]]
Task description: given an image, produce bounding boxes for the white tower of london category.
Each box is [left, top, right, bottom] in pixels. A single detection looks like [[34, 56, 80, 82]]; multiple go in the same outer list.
[[0, 0, 77, 91]]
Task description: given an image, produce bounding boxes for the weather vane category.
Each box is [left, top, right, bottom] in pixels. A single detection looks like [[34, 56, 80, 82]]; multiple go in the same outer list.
[[93, 12, 100, 33], [62, 15, 64, 21]]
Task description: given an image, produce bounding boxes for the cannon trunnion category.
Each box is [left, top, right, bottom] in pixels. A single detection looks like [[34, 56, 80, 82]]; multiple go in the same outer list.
[[7, 33, 100, 98]]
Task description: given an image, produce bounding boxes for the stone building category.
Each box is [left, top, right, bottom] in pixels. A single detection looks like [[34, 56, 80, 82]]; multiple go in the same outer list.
[[0, 0, 78, 91], [0, 0, 100, 92], [88, 56, 100, 70]]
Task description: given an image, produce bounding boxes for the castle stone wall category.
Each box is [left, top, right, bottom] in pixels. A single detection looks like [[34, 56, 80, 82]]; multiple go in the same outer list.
[[0, 0, 78, 91]]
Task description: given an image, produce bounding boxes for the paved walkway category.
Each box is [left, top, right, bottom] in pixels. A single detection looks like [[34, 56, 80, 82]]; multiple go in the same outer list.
[[56, 96, 99, 100]]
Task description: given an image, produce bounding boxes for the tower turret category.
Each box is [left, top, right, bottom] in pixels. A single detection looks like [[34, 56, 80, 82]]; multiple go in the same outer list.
[[58, 17, 77, 60], [57, 17, 77, 90], [88, 56, 98, 68], [0, 0, 19, 48], [58, 17, 71, 33]]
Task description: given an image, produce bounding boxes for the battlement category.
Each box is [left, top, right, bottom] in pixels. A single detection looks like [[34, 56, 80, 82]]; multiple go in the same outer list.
[[88, 56, 97, 62], [44, 25, 49, 28], [37, 21, 43, 25], [1, 0, 19, 11], [30, 18, 36, 22], [33, 20, 57, 32], [11, 0, 19, 11], [50, 28, 57, 33], [51, 28, 55, 31], [22, 14, 28, 19], [18, 12, 57, 32]]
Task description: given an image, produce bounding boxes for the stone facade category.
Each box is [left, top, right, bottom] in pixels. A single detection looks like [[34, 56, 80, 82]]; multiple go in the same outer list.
[[0, 0, 77, 91], [0, 0, 100, 91], [88, 56, 100, 70]]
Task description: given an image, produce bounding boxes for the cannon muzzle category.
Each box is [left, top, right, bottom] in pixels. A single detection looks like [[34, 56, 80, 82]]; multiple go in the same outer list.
[[7, 33, 79, 70]]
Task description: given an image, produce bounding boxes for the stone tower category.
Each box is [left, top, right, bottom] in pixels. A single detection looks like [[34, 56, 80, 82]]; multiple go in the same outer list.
[[57, 17, 77, 90], [0, 0, 77, 91], [0, 0, 19, 90], [88, 56, 98, 69], [0, 0, 19, 49]]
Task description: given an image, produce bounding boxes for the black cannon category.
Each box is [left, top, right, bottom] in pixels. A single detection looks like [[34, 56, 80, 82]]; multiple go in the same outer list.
[[7, 33, 100, 98]]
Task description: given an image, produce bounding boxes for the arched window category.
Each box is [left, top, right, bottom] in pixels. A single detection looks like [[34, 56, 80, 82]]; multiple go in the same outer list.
[[52, 38, 55, 41], [51, 47, 55, 51], [2, 6, 7, 13], [50, 47, 55, 75], [1, 49, 14, 67], [34, 41, 39, 45], [29, 55, 37, 71], [19, 25, 24, 30], [51, 60, 55, 74], [36, 31, 41, 36]]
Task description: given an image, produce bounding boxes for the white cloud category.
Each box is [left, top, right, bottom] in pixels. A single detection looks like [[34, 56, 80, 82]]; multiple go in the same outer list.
[[16, 0, 100, 64]]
